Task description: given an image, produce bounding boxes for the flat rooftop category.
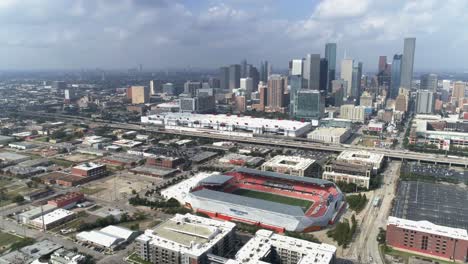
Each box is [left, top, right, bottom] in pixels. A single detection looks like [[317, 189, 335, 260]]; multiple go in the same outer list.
[[308, 127, 349, 137], [0, 152, 29, 161], [337, 150, 384, 165], [388, 216, 468, 240], [73, 162, 104, 171], [262, 155, 315, 170]]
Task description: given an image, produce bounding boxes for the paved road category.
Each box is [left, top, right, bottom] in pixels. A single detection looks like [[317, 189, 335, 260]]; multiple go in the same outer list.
[[15, 111, 468, 167], [347, 161, 400, 264]]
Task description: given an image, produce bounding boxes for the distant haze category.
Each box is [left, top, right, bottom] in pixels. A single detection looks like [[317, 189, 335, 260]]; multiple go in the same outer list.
[[0, 0, 467, 71]]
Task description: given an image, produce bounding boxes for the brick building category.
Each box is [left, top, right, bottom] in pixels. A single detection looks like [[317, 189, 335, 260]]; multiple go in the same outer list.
[[71, 163, 107, 178], [386, 216, 468, 262], [48, 192, 85, 209], [145, 156, 184, 169]]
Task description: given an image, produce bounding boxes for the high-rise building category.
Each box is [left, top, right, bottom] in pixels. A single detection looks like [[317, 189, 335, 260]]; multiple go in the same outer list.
[[149, 80, 158, 95], [208, 77, 220, 89], [294, 90, 323, 120], [360, 92, 373, 108], [320, 58, 328, 93], [53, 81, 67, 91], [260, 61, 270, 83], [442, 80, 450, 91], [340, 104, 366, 123], [390, 54, 403, 99], [352, 61, 363, 103], [289, 75, 303, 116], [303, 54, 321, 90], [340, 59, 354, 98], [290, 59, 304, 76], [229, 64, 241, 91], [452, 81, 466, 102], [416, 90, 435, 114], [256, 83, 268, 111], [331, 79, 346, 107], [162, 83, 176, 96], [131, 86, 150, 104], [395, 93, 408, 112], [219, 66, 229, 90], [184, 81, 202, 97], [240, 77, 254, 99], [240, 59, 248, 78], [266, 75, 286, 112], [378, 56, 387, 73], [420, 73, 438, 92], [246, 64, 260, 91], [325, 43, 337, 92], [400, 37, 416, 90]]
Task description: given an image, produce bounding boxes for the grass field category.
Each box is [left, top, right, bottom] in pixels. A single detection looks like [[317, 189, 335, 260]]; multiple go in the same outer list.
[[232, 188, 313, 210], [0, 232, 23, 253]]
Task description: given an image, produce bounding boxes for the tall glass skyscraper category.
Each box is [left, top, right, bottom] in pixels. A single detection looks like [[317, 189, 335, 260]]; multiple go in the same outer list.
[[294, 90, 323, 120], [390, 54, 403, 99], [351, 61, 363, 104], [401, 37, 416, 90], [289, 75, 303, 116], [325, 43, 337, 92]]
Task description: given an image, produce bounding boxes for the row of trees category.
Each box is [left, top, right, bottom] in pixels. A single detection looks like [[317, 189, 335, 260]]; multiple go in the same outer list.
[[77, 212, 145, 232], [346, 193, 368, 213], [327, 215, 357, 248], [129, 196, 191, 215]]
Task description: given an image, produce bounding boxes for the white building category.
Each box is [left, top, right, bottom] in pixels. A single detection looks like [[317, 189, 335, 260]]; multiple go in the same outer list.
[[76, 225, 137, 249], [261, 155, 316, 177], [31, 209, 75, 230], [226, 229, 336, 264], [141, 113, 312, 138], [240, 77, 254, 98], [340, 104, 365, 123], [336, 150, 384, 171], [307, 127, 351, 144], [135, 213, 236, 264], [16, 204, 57, 224], [161, 172, 219, 205], [50, 248, 86, 264]]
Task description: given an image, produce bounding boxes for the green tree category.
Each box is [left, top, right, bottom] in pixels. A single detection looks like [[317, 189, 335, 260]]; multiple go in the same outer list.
[[13, 195, 25, 204]]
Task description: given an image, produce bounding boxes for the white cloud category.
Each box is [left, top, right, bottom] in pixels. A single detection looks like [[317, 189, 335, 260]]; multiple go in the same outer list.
[[314, 0, 371, 19]]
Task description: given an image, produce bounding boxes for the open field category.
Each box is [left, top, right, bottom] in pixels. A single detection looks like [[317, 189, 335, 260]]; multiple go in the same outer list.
[[0, 232, 24, 253], [62, 153, 98, 162], [232, 188, 313, 210]]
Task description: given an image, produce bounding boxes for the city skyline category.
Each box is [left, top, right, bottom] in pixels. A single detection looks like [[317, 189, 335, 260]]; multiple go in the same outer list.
[[0, 0, 467, 71]]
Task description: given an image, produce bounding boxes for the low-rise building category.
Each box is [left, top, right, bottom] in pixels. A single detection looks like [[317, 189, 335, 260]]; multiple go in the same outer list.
[[71, 162, 107, 178], [146, 155, 185, 169], [219, 153, 264, 167], [31, 208, 75, 230], [8, 142, 38, 150], [50, 248, 86, 264], [307, 127, 351, 144], [135, 213, 236, 264], [261, 155, 317, 177], [48, 192, 84, 209], [76, 225, 137, 250], [16, 204, 57, 224], [386, 216, 468, 262], [129, 166, 178, 178]]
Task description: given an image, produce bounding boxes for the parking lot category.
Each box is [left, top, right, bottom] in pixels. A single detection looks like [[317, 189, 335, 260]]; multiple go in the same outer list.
[[401, 162, 468, 184], [392, 181, 468, 230]]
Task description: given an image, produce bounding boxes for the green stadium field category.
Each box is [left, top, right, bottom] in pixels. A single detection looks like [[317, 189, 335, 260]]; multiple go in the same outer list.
[[232, 188, 313, 210]]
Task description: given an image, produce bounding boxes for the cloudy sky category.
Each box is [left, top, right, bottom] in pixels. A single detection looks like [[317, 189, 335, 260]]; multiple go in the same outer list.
[[0, 0, 467, 71]]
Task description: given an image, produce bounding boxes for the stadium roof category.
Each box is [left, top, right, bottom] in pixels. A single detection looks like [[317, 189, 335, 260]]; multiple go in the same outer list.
[[199, 175, 233, 185], [233, 167, 333, 187], [190, 189, 305, 216]]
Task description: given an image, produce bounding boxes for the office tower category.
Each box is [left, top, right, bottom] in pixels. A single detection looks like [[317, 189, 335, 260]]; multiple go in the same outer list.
[[395, 93, 408, 112], [246, 65, 260, 91], [240, 77, 254, 99], [340, 104, 366, 123], [267, 75, 286, 111], [52, 81, 67, 91], [416, 90, 435, 114], [378, 56, 388, 73], [184, 81, 202, 97], [150, 80, 155, 95], [351, 61, 363, 103], [219, 66, 229, 90], [302, 54, 321, 90], [260, 61, 270, 83], [390, 54, 403, 99], [208, 77, 220, 89], [452, 81, 466, 103], [360, 92, 373, 107], [400, 37, 416, 90], [234, 95, 246, 112], [320, 58, 328, 93], [257, 83, 268, 111], [294, 90, 323, 120], [229, 64, 241, 90], [442, 80, 450, 91], [289, 75, 303, 115], [162, 83, 175, 95], [290, 59, 304, 76], [341, 59, 354, 98], [180, 95, 215, 113], [241, 59, 248, 78], [331, 80, 346, 107], [131, 86, 150, 104], [64, 88, 77, 103], [325, 43, 337, 92], [420, 73, 438, 92]]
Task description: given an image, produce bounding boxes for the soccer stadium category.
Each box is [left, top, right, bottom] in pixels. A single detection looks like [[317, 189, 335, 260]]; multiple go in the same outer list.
[[162, 168, 345, 232]]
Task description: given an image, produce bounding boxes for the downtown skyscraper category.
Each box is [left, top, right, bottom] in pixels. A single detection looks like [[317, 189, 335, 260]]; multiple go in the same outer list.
[[400, 37, 416, 90], [390, 54, 403, 99], [302, 54, 321, 90], [325, 43, 337, 93]]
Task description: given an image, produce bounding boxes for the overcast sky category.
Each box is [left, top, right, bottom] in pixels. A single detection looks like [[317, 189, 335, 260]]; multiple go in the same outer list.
[[0, 0, 467, 72]]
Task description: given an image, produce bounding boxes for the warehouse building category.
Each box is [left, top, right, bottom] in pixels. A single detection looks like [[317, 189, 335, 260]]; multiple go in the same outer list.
[[307, 127, 351, 144], [261, 155, 317, 177], [141, 113, 313, 137], [76, 225, 137, 250], [48, 192, 84, 209], [71, 162, 107, 178], [135, 213, 236, 264], [31, 209, 75, 230], [16, 204, 57, 224]]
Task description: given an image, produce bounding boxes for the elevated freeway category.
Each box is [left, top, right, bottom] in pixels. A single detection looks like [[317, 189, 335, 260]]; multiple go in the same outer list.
[[14, 111, 468, 168]]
